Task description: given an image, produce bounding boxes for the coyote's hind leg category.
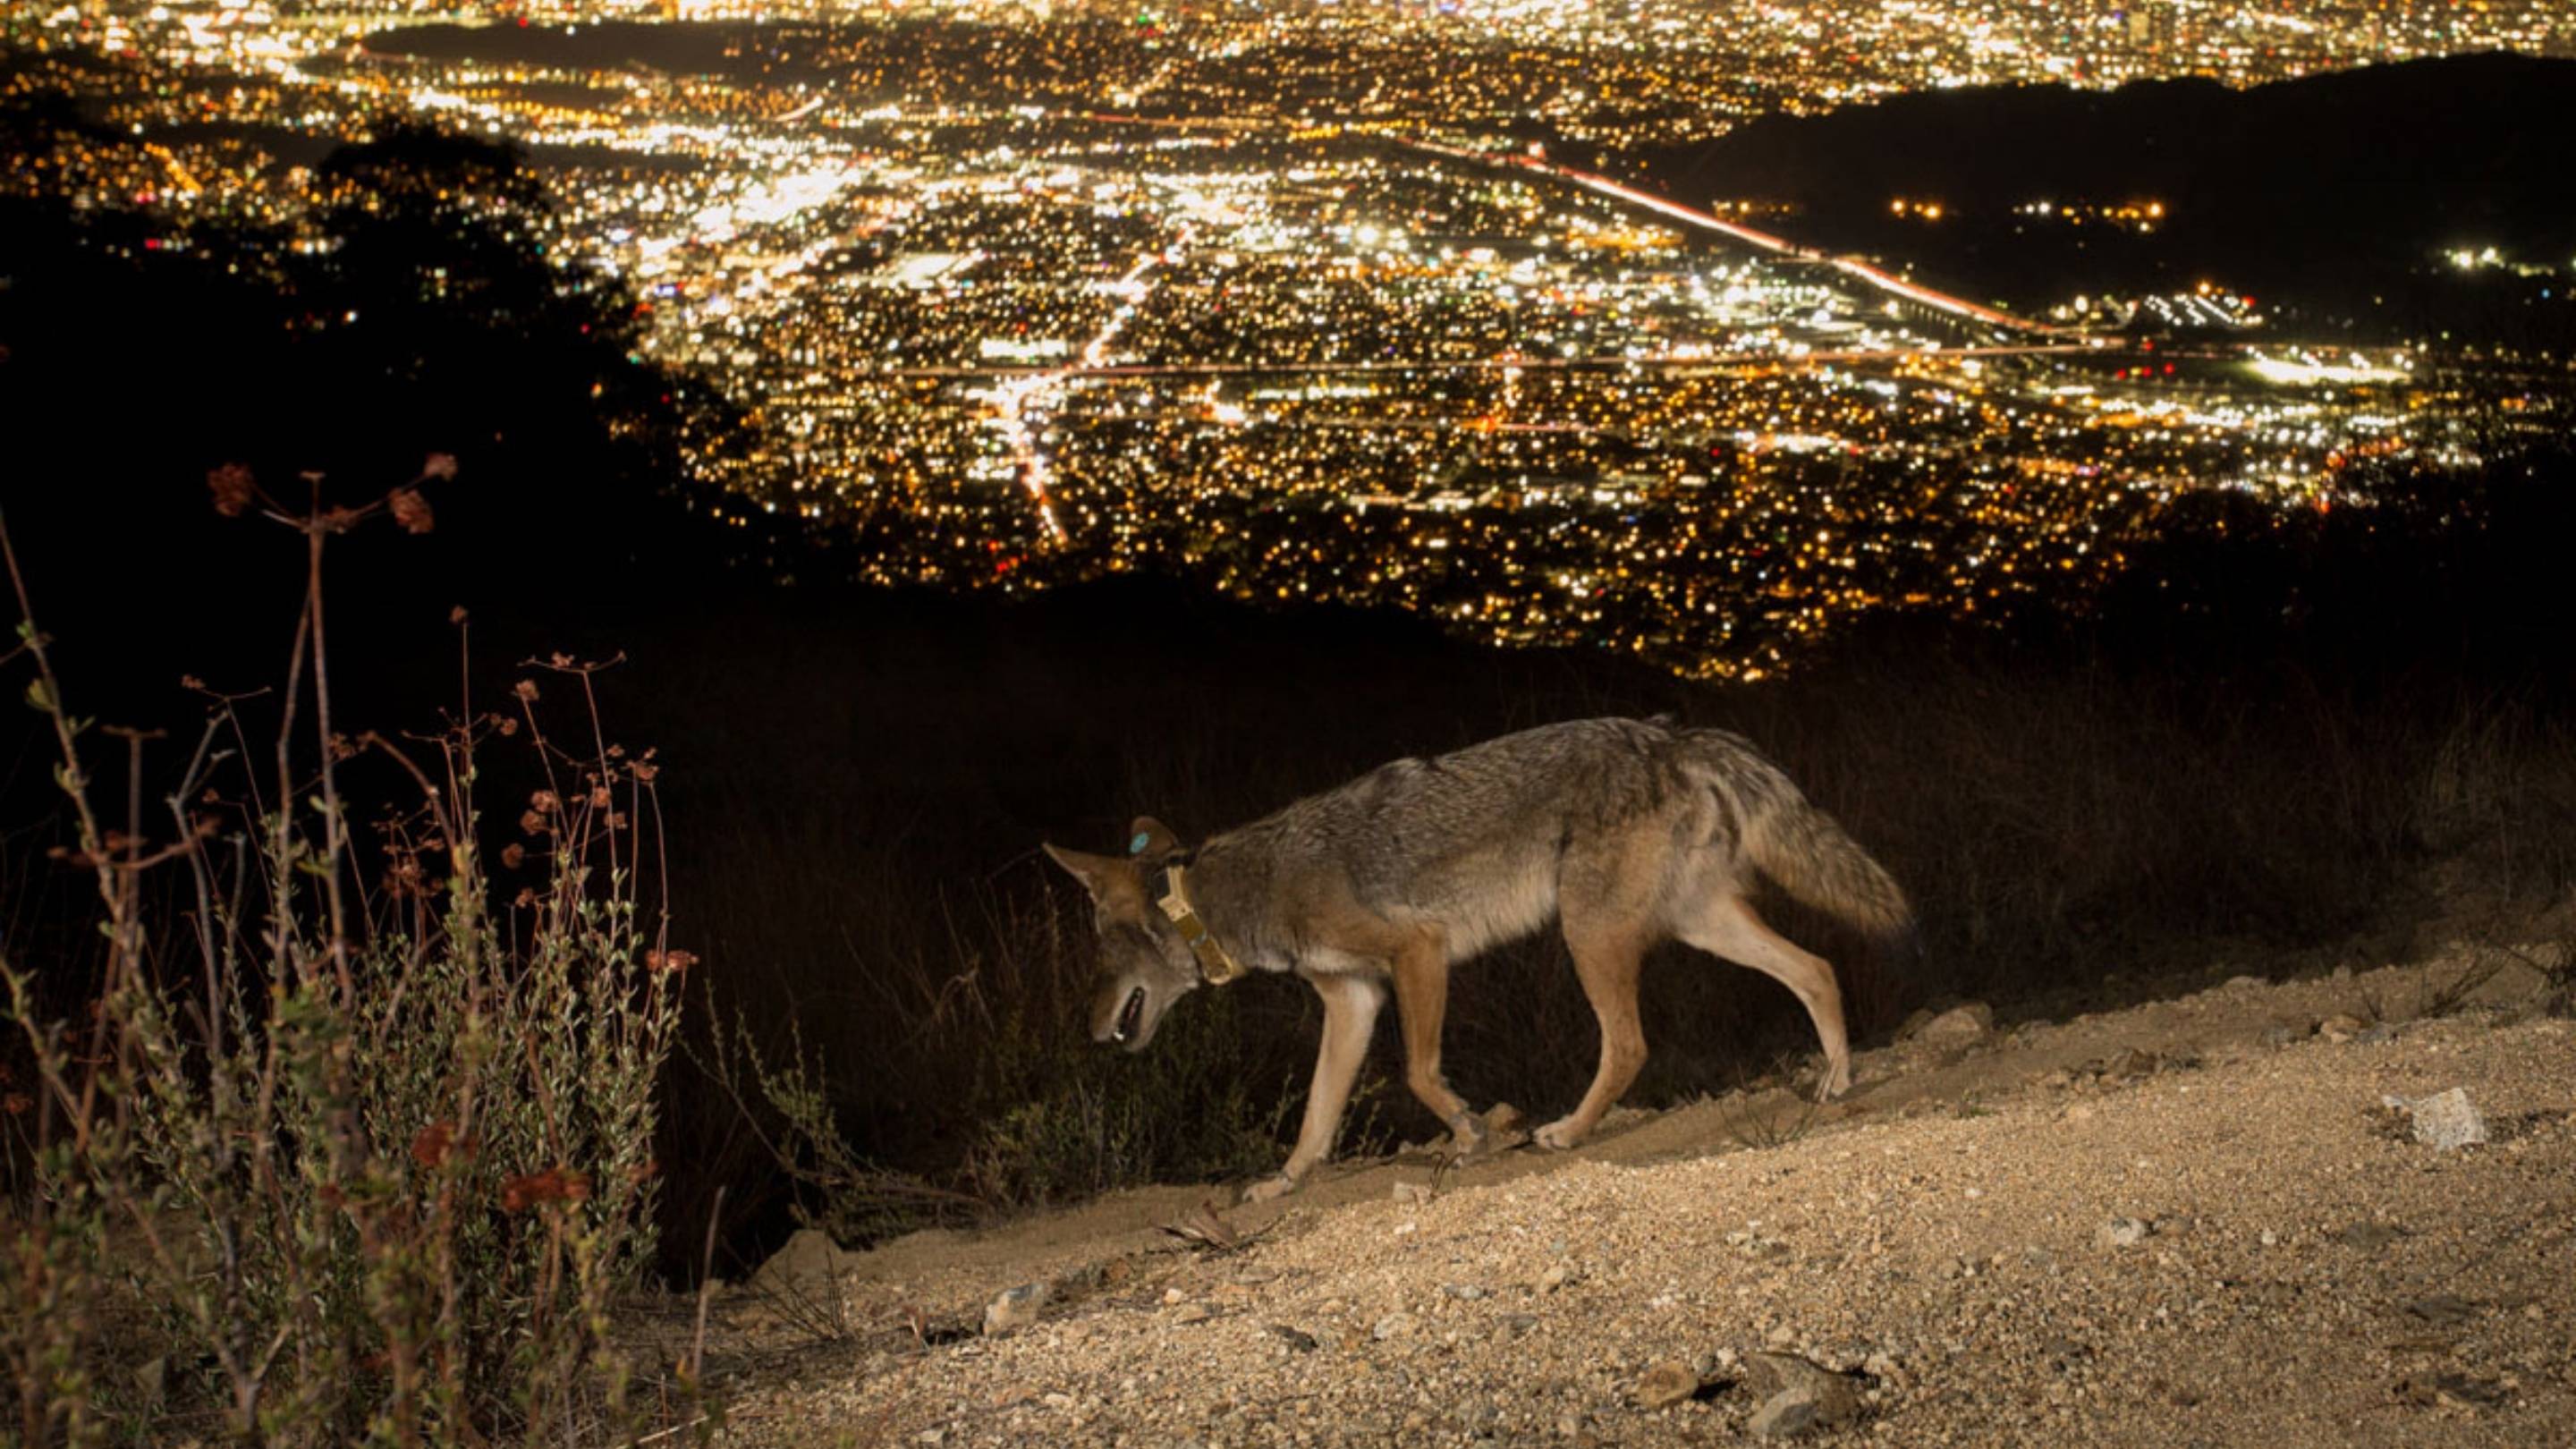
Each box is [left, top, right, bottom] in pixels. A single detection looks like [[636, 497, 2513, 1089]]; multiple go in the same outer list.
[[1680, 894, 1852, 1101]]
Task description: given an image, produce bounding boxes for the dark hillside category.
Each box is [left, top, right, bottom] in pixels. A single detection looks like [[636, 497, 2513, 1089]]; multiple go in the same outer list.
[[1632, 53, 2576, 343]]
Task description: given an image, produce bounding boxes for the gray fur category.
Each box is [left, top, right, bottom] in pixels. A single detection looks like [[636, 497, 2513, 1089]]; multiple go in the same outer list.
[[1188, 717, 1911, 969], [1046, 716, 1913, 1196]]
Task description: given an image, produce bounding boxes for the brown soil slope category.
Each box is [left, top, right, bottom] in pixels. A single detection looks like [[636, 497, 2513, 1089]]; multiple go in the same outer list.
[[708, 951, 2575, 1447]]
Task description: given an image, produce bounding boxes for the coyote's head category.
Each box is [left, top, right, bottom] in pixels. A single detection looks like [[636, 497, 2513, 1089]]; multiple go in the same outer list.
[[1041, 817, 1199, 1053]]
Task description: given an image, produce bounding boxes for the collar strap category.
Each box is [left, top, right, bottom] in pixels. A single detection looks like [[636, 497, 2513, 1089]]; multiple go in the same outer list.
[[1156, 863, 1244, 985]]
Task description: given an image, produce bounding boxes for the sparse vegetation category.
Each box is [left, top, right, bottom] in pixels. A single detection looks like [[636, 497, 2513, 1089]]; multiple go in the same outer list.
[[0, 475, 690, 1445]]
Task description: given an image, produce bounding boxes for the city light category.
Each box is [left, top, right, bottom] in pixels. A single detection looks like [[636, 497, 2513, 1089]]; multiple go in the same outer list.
[[10, 0, 2568, 676]]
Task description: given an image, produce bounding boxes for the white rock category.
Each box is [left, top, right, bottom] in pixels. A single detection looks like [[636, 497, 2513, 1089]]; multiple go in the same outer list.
[[2096, 1217, 2150, 1250], [1749, 1386, 1822, 1438], [983, 1282, 1048, 1337], [1912, 1003, 1996, 1047], [746, 1227, 854, 1300], [2383, 1087, 2488, 1150]]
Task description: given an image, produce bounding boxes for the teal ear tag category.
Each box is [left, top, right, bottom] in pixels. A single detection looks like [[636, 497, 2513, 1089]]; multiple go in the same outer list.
[[1129, 831, 1152, 856]]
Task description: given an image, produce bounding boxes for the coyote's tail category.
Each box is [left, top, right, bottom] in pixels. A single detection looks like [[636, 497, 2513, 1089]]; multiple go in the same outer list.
[[1742, 797, 1916, 947]]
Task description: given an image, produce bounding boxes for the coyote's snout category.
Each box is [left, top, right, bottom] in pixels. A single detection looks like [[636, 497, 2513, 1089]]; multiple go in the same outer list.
[[1052, 819, 1206, 1053], [1044, 717, 1912, 1202]]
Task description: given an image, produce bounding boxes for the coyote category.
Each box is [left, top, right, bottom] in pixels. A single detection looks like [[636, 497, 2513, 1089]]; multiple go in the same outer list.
[[1043, 716, 1911, 1201]]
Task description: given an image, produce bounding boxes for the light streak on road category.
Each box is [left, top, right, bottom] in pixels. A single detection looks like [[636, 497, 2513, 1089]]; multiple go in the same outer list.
[[970, 235, 1190, 544], [1408, 140, 2072, 338]]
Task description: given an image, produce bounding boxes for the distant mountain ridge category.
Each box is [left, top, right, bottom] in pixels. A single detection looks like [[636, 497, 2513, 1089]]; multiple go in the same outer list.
[[1631, 53, 2576, 342]]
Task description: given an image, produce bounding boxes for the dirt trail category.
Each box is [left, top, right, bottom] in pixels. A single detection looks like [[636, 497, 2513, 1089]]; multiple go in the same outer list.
[[704, 948, 2575, 1447]]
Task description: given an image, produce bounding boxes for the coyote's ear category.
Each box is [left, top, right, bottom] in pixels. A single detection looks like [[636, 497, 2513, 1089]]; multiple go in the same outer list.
[[1042, 843, 1129, 906], [1126, 816, 1184, 863]]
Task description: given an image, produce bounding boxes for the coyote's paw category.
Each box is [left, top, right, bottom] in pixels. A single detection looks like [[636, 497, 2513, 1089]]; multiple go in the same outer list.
[[1814, 1059, 1852, 1104], [1239, 1172, 1301, 1205], [1532, 1117, 1589, 1152]]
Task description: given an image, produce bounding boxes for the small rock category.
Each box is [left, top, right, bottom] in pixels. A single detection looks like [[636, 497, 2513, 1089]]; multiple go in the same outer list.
[[1743, 1352, 1865, 1432], [1538, 1261, 1577, 1293], [2097, 1217, 2151, 1250], [1636, 1360, 1699, 1410], [2320, 1013, 2367, 1043], [2100, 1046, 2157, 1080], [747, 1226, 855, 1300], [1911, 1002, 1996, 1047], [982, 1283, 1048, 1337], [2331, 964, 2355, 982], [1267, 1324, 1318, 1352], [1479, 1101, 1533, 1152], [1392, 1182, 1433, 1206], [1173, 1302, 1215, 1325], [2403, 1293, 2480, 1326], [1501, 1313, 1539, 1337], [1372, 1311, 1417, 1341], [2337, 1220, 2406, 1251], [1749, 1387, 1823, 1439], [2261, 1022, 2310, 1048], [2225, 974, 2266, 990], [2383, 1087, 2488, 1150], [1440, 1283, 1487, 1301], [2357, 1022, 2404, 1046], [2397, 1369, 2512, 1409]]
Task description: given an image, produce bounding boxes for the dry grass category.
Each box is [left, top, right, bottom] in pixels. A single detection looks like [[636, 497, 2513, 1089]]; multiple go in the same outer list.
[[0, 469, 696, 1446]]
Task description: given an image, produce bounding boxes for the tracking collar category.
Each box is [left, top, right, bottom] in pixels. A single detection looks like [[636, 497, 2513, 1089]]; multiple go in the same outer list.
[[1152, 856, 1245, 985]]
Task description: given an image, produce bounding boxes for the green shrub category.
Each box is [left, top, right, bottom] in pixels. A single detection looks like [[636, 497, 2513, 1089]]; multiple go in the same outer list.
[[0, 472, 688, 1446], [961, 984, 1307, 1207]]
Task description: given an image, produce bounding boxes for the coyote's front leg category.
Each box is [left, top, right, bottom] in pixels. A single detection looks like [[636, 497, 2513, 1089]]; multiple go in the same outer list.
[[1242, 971, 1385, 1203], [1387, 938, 1494, 1157]]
